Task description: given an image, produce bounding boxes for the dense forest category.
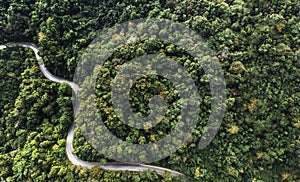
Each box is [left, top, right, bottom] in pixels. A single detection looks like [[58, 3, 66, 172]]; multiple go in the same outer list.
[[0, 0, 299, 181]]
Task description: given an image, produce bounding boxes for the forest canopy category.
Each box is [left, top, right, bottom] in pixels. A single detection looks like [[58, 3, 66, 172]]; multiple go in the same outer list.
[[0, 0, 299, 181]]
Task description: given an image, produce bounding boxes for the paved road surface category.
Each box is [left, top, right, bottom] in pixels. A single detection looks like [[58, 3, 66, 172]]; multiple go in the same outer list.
[[1, 43, 185, 177]]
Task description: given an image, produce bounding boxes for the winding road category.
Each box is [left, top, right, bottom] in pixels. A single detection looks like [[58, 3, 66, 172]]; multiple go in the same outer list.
[[0, 43, 185, 177]]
